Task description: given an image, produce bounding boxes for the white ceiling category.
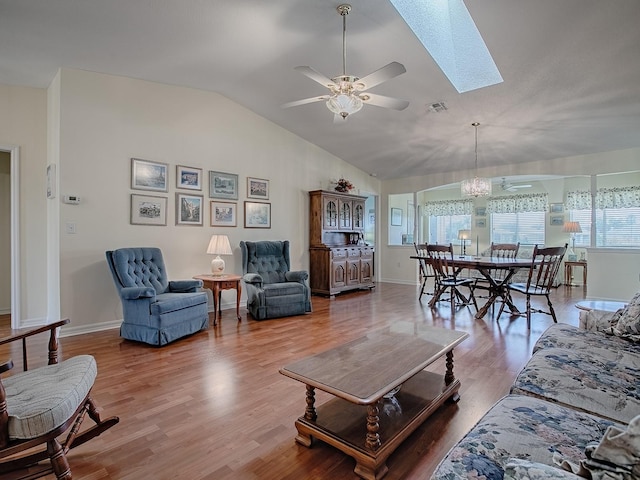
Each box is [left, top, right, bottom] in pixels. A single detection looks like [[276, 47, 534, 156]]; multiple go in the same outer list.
[[2, 0, 639, 180]]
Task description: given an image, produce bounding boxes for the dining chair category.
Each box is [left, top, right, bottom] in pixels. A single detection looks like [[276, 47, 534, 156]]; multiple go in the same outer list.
[[426, 243, 477, 311], [473, 242, 520, 300], [414, 243, 436, 300], [497, 244, 567, 329]]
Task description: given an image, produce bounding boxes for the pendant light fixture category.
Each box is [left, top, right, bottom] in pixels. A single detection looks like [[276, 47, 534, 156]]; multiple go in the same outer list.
[[461, 122, 492, 197]]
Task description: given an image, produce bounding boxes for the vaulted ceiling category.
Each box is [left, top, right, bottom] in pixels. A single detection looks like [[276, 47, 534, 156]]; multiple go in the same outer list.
[[1, 0, 639, 180]]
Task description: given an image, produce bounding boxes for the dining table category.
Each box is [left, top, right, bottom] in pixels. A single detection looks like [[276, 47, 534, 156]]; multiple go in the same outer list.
[[410, 255, 534, 319]]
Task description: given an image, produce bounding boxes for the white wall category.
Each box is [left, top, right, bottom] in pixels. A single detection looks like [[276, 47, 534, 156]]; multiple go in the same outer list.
[[587, 249, 640, 301], [55, 69, 380, 334], [0, 84, 48, 322]]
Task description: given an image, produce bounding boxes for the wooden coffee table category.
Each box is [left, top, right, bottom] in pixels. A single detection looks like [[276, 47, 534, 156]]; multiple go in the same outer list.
[[279, 323, 469, 480]]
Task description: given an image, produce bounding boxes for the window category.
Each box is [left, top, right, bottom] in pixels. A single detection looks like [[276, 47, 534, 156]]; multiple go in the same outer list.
[[429, 214, 471, 245], [595, 207, 640, 247], [491, 211, 545, 245], [567, 184, 640, 247]]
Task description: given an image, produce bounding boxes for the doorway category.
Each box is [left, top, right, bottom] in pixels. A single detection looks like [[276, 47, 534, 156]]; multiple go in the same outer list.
[[0, 145, 20, 329]]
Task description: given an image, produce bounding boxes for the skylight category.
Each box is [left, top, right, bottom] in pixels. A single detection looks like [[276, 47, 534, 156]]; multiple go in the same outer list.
[[389, 0, 503, 93]]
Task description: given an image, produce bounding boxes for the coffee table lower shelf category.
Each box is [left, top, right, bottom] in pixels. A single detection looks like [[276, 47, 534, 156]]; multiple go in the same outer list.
[[294, 370, 460, 480]]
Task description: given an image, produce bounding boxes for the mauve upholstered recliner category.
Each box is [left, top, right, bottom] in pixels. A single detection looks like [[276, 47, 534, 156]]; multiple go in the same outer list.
[[240, 240, 312, 320], [106, 247, 209, 346]]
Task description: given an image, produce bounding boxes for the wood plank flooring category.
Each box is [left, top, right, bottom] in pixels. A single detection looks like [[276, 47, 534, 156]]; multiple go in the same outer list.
[[0, 283, 588, 480]]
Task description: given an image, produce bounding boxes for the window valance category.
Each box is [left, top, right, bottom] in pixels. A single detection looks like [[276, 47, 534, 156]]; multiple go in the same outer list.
[[565, 190, 592, 210], [487, 193, 548, 214], [566, 186, 640, 210], [596, 186, 640, 209], [424, 199, 473, 217]]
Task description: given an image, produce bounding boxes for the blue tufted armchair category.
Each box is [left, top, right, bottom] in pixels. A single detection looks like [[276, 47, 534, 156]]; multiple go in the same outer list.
[[106, 247, 209, 346], [240, 240, 312, 320]]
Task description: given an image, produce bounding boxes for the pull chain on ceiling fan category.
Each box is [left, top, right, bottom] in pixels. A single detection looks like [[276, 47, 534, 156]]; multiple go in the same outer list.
[[281, 4, 409, 121]]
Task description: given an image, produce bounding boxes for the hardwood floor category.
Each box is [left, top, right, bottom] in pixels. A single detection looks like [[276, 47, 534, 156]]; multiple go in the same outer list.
[[0, 283, 588, 480]]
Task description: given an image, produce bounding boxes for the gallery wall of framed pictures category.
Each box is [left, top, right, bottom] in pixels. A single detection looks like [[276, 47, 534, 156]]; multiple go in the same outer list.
[[129, 157, 270, 229]]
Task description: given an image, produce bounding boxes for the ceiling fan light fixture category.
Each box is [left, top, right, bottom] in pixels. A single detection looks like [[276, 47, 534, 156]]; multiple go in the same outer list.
[[461, 122, 492, 197], [326, 93, 363, 118]]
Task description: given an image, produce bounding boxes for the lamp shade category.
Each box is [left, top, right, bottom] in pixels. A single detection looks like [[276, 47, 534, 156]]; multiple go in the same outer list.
[[458, 229, 471, 240], [562, 221, 582, 234], [207, 235, 233, 275]]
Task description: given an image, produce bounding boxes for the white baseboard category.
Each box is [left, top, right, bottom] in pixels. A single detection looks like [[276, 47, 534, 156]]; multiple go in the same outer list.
[[59, 320, 121, 338], [379, 278, 419, 286]]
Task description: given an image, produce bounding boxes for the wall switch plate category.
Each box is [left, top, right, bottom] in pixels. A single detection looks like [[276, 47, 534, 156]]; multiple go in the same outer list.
[[65, 222, 76, 234]]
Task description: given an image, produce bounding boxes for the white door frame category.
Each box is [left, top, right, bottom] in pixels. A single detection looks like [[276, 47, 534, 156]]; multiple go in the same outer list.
[[1, 144, 20, 328]]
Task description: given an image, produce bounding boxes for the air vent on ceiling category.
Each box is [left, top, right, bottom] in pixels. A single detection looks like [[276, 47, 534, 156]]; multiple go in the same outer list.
[[427, 101, 448, 113]]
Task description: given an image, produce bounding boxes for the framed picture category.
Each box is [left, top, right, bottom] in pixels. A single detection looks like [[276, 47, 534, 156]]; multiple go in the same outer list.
[[210, 201, 237, 227], [549, 203, 564, 214], [247, 177, 269, 200], [391, 208, 402, 226], [46, 164, 56, 199], [475, 218, 487, 228], [130, 194, 167, 226], [209, 171, 238, 199], [131, 158, 168, 192], [550, 215, 564, 226], [176, 193, 203, 226], [176, 165, 202, 190], [475, 206, 486, 216], [244, 201, 271, 228]]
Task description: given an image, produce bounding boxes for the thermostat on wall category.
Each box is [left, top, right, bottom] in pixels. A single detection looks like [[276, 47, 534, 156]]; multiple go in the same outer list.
[[63, 195, 81, 205]]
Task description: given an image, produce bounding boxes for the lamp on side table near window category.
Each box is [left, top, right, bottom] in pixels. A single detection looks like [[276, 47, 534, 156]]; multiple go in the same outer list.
[[562, 221, 582, 261], [207, 234, 233, 275]]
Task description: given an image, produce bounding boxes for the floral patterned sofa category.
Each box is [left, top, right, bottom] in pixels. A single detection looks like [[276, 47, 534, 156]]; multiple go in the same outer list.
[[431, 294, 640, 480]]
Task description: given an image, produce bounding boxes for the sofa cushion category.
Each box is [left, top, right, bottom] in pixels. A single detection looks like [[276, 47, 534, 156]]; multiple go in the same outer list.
[[263, 282, 305, 298], [504, 459, 584, 480], [430, 394, 620, 480], [533, 323, 639, 356], [4, 355, 96, 440], [511, 347, 640, 424], [150, 291, 208, 315]]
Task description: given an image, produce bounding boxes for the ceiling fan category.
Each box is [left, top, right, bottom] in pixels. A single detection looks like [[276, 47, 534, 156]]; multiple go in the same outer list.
[[281, 4, 409, 121], [500, 177, 532, 192]]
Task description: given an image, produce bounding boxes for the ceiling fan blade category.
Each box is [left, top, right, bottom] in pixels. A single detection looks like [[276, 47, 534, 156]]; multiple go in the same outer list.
[[355, 62, 406, 90], [360, 93, 409, 111], [281, 95, 329, 109], [294, 66, 337, 89]]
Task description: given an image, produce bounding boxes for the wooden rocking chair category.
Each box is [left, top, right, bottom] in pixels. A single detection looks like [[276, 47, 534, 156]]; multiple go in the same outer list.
[[0, 318, 118, 479]]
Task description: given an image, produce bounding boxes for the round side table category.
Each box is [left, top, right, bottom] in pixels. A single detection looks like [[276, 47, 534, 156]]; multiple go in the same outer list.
[[575, 300, 626, 312]]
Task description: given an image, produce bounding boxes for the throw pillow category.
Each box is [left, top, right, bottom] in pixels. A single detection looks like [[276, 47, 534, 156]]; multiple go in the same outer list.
[[611, 291, 640, 342]]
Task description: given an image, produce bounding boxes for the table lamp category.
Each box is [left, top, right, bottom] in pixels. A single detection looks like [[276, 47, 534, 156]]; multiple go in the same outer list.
[[458, 229, 471, 256], [207, 234, 233, 275], [562, 221, 582, 261]]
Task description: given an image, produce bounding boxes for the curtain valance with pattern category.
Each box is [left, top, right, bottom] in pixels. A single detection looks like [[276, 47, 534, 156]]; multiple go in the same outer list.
[[487, 193, 548, 214], [565, 190, 592, 210], [596, 186, 640, 209], [566, 186, 640, 210], [424, 199, 474, 217]]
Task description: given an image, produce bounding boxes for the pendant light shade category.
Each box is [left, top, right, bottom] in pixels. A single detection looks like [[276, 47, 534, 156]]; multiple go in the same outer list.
[[461, 122, 492, 197]]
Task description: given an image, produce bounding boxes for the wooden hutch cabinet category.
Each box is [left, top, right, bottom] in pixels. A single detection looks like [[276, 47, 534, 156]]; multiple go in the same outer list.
[[309, 190, 374, 297]]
